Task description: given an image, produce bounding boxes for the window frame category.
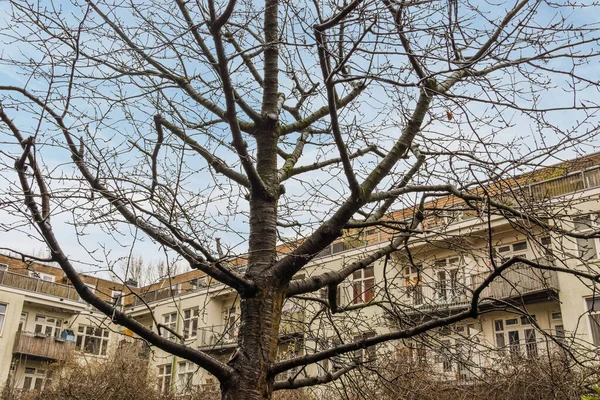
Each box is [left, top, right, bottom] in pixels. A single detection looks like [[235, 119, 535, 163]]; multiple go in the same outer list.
[[434, 257, 462, 301], [402, 264, 423, 306], [75, 325, 110, 356], [111, 290, 123, 306], [573, 215, 600, 261], [585, 297, 600, 345], [157, 364, 172, 394], [495, 241, 529, 260], [0, 303, 7, 336], [183, 308, 199, 339], [352, 332, 377, 362], [176, 361, 195, 394], [28, 271, 55, 282], [34, 315, 63, 337], [22, 367, 47, 391], [162, 312, 178, 340], [493, 315, 537, 357], [352, 265, 375, 304]]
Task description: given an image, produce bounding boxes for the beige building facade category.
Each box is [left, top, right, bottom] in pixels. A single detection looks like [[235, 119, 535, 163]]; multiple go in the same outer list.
[[1, 155, 600, 394]]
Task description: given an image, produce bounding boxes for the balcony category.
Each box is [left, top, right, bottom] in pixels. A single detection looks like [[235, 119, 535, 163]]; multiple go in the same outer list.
[[13, 331, 75, 361], [471, 265, 558, 301], [198, 324, 238, 349], [132, 286, 180, 307], [0, 270, 80, 302], [400, 264, 559, 314]]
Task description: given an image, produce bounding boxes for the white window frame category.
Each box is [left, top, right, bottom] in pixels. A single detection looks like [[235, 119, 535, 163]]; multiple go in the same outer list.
[[0, 303, 7, 336], [493, 315, 538, 357], [157, 364, 172, 394], [434, 257, 462, 301], [23, 367, 47, 391], [353, 332, 376, 362], [176, 361, 195, 394], [162, 312, 177, 339], [34, 315, 62, 337], [352, 265, 375, 304], [75, 325, 110, 356], [183, 308, 199, 339], [402, 264, 423, 306], [111, 290, 123, 306], [585, 297, 600, 345], [29, 271, 55, 282], [495, 241, 529, 260], [222, 306, 239, 343], [18, 312, 27, 332], [0, 263, 8, 271], [573, 215, 600, 260]]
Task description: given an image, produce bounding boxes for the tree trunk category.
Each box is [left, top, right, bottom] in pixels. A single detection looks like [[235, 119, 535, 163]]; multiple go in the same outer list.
[[221, 288, 284, 400]]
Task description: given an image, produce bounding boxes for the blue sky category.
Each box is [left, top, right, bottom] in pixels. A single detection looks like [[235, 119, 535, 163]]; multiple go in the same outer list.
[[0, 0, 599, 279]]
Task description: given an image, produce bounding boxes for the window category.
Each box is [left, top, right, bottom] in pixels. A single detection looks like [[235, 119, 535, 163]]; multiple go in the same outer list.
[[353, 332, 376, 362], [495, 241, 528, 260], [494, 315, 537, 357], [434, 257, 461, 301], [111, 290, 123, 306], [438, 340, 453, 372], [76, 325, 110, 356], [319, 286, 342, 305], [190, 277, 206, 291], [176, 361, 195, 393], [183, 308, 199, 339], [34, 315, 62, 337], [403, 265, 423, 306], [23, 367, 47, 391], [0, 303, 6, 335], [162, 312, 177, 340], [222, 306, 239, 343], [550, 311, 565, 341], [352, 266, 375, 304], [29, 271, 55, 282], [574, 215, 600, 260], [0, 263, 7, 271], [157, 364, 172, 394], [586, 297, 600, 345], [18, 312, 27, 332]]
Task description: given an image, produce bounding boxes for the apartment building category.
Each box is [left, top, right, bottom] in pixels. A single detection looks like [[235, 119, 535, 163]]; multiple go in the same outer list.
[[2, 153, 600, 394], [0, 255, 133, 390]]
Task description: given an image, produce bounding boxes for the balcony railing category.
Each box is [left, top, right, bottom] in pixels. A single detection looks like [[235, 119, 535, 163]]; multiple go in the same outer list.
[[400, 264, 558, 313], [0, 270, 80, 302], [13, 330, 75, 361], [132, 286, 180, 307], [471, 264, 559, 300], [198, 324, 239, 349]]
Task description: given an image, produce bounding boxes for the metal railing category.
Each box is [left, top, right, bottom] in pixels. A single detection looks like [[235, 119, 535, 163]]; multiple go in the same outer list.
[[132, 286, 181, 307], [0, 270, 81, 302], [198, 324, 239, 348], [398, 264, 558, 313], [13, 330, 76, 361]]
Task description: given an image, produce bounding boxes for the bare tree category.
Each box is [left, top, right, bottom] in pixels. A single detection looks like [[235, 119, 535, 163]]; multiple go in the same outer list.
[[1, 0, 600, 399]]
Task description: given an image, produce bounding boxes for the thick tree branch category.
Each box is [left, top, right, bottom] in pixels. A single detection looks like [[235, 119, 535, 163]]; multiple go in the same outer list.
[[0, 86, 255, 293], [273, 363, 358, 390], [156, 116, 251, 188], [11, 136, 233, 380]]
